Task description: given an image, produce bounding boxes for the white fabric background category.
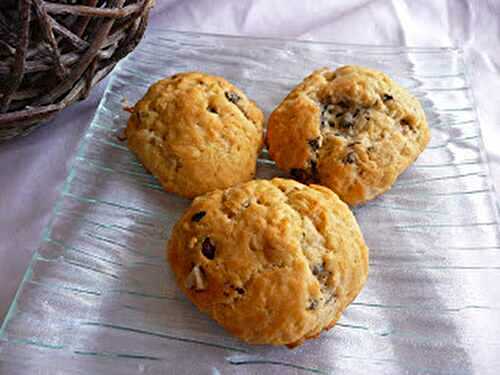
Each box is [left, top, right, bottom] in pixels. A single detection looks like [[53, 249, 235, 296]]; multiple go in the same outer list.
[[1, 0, 499, 321]]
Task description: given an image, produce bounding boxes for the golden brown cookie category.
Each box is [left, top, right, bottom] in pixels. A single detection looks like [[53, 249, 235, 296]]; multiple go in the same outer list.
[[168, 178, 369, 347], [126, 72, 264, 198], [266, 65, 430, 205]]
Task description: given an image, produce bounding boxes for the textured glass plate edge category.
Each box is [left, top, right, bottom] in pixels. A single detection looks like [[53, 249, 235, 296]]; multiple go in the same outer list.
[[0, 78, 109, 337], [151, 27, 461, 51], [459, 52, 500, 218], [2, 27, 500, 341], [0, 43, 128, 335]]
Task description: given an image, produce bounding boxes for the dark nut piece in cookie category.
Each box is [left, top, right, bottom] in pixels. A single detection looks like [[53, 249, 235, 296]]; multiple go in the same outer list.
[[185, 265, 207, 291], [201, 238, 216, 259], [343, 152, 356, 165], [308, 137, 321, 150], [191, 211, 206, 222], [225, 91, 241, 104]]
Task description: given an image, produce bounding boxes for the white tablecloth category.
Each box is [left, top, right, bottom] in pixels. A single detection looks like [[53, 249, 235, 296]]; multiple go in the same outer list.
[[1, 0, 499, 320]]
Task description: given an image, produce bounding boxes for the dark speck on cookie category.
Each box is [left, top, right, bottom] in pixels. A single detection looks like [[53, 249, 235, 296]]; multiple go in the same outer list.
[[306, 298, 319, 310], [225, 91, 241, 104], [383, 94, 394, 102], [290, 168, 308, 181], [312, 263, 323, 275], [325, 292, 336, 304], [201, 238, 216, 259], [343, 152, 356, 164], [340, 115, 354, 129], [308, 137, 321, 150], [310, 160, 318, 178], [191, 211, 206, 222]]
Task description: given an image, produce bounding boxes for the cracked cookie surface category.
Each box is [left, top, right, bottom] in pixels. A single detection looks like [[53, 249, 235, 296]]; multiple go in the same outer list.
[[267, 65, 430, 205], [168, 178, 369, 347], [126, 72, 264, 198]]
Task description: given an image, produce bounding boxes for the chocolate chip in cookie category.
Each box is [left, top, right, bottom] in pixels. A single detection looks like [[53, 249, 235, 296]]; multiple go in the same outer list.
[[290, 168, 309, 182], [343, 152, 356, 164], [306, 298, 319, 311], [308, 137, 321, 150], [201, 238, 216, 259], [191, 211, 206, 222], [225, 91, 241, 104]]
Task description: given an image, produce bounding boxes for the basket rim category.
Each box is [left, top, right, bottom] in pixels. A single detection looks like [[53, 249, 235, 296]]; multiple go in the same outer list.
[[0, 0, 153, 140]]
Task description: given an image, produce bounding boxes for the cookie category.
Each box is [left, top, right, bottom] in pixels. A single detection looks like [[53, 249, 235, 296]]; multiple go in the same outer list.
[[266, 65, 430, 205], [125, 72, 264, 198], [168, 178, 369, 347]]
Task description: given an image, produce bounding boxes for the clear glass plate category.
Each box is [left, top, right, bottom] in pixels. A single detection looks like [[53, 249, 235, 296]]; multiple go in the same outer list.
[[1, 29, 499, 374]]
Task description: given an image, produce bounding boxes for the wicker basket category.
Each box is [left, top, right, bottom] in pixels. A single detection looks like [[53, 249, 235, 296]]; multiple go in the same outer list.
[[0, 0, 154, 141]]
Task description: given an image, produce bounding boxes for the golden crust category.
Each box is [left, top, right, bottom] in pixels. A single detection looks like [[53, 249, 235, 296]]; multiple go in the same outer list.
[[126, 72, 264, 198], [267, 65, 430, 205], [167, 178, 369, 346]]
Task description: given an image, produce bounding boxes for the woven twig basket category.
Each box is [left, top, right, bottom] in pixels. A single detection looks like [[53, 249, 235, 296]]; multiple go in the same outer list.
[[0, 0, 154, 141]]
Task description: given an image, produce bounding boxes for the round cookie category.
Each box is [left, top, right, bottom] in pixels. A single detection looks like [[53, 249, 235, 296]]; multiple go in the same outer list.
[[125, 72, 264, 198], [168, 178, 369, 347], [266, 65, 430, 205]]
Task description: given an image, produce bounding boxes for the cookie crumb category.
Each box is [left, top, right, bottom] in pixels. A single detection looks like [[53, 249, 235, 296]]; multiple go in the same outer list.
[[116, 128, 127, 142], [122, 97, 133, 113]]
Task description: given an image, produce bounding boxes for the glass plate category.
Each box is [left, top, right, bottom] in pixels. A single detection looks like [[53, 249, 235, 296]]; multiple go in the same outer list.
[[1, 29, 500, 375]]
